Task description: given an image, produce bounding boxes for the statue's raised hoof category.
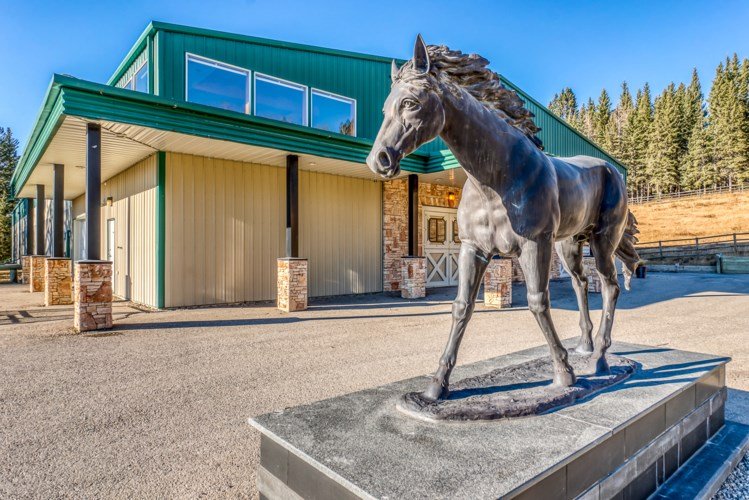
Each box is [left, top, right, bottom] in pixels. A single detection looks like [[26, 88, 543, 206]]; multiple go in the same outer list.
[[421, 383, 449, 402]]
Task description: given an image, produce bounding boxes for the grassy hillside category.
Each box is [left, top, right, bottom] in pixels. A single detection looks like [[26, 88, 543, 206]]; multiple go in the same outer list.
[[630, 191, 749, 243]]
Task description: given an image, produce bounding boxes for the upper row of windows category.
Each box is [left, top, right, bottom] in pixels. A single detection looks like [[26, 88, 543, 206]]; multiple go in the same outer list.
[[122, 62, 149, 93], [185, 53, 357, 137]]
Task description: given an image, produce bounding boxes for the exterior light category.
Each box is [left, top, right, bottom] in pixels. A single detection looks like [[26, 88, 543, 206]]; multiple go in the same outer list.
[[106, 197, 113, 207], [447, 192, 456, 206]]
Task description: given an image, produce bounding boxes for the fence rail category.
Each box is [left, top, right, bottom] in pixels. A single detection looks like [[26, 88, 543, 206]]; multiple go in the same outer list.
[[636, 232, 749, 260], [628, 183, 749, 205]]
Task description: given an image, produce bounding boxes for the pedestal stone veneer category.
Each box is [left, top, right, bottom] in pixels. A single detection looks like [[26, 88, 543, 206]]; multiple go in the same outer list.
[[21, 256, 30, 284], [29, 255, 46, 292], [44, 258, 72, 306], [484, 257, 512, 308], [73, 260, 113, 332], [277, 258, 308, 312], [400, 256, 426, 299], [583, 256, 602, 293]]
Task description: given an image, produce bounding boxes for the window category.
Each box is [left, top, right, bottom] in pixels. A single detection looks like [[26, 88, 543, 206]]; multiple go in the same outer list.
[[186, 54, 250, 114], [121, 62, 149, 93], [254, 74, 307, 126], [311, 89, 356, 136]]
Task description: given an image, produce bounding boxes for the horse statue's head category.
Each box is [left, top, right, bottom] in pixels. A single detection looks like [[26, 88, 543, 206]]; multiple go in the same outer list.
[[366, 35, 444, 178]]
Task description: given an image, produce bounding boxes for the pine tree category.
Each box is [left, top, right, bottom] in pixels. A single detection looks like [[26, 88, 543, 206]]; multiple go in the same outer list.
[[647, 83, 682, 194], [0, 127, 19, 262], [683, 116, 716, 190], [626, 84, 653, 198], [548, 87, 578, 122], [606, 82, 634, 165], [594, 89, 612, 146]]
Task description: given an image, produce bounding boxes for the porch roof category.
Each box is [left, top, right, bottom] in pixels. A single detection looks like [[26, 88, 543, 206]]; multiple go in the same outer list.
[[13, 75, 460, 199]]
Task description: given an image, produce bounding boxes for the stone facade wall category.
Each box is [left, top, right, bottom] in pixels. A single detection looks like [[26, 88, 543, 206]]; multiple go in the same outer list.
[[29, 256, 46, 292], [21, 256, 30, 284], [583, 256, 602, 293], [511, 253, 564, 283], [277, 258, 308, 312], [484, 258, 512, 308], [44, 258, 72, 306], [400, 257, 426, 299], [74, 261, 113, 332]]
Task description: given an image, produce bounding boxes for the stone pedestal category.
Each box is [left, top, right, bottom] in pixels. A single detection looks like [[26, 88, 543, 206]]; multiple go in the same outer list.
[[44, 258, 73, 306], [29, 255, 46, 292], [484, 258, 512, 308], [277, 258, 308, 312], [73, 261, 113, 332], [400, 257, 426, 299], [251, 342, 730, 500], [583, 256, 602, 293], [21, 256, 30, 284]]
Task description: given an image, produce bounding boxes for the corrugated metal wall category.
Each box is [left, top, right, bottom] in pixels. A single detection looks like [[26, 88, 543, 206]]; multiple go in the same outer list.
[[299, 170, 382, 297], [165, 152, 382, 307], [116, 49, 148, 89]]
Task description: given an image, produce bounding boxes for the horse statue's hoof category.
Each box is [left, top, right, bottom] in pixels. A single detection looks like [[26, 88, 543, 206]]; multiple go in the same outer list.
[[552, 368, 577, 387], [421, 383, 449, 402], [574, 341, 594, 354], [590, 356, 611, 375]]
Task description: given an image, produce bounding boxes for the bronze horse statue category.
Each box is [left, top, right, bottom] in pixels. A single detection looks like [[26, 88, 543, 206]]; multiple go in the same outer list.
[[367, 36, 640, 402]]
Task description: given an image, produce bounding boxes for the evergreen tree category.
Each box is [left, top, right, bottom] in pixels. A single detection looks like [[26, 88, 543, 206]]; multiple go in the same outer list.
[[594, 89, 612, 146], [647, 84, 682, 194], [0, 127, 19, 262], [548, 87, 578, 122], [683, 116, 716, 190], [606, 82, 634, 164], [626, 84, 653, 198]]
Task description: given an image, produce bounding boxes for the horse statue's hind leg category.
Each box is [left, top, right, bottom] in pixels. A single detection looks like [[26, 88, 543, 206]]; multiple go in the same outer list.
[[422, 243, 490, 401], [555, 239, 595, 353], [588, 232, 622, 374], [520, 239, 576, 387]]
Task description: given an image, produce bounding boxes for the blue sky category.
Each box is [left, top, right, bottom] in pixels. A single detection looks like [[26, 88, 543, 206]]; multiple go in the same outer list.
[[2, 0, 748, 151]]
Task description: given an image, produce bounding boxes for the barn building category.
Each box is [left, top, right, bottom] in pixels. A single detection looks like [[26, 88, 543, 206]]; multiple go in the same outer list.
[[10, 22, 625, 324]]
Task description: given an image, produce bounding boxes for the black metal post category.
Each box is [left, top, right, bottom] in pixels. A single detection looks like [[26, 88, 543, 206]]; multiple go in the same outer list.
[[407, 174, 419, 256], [286, 155, 299, 258], [86, 123, 101, 261], [25, 198, 34, 256], [35, 184, 45, 255], [52, 164, 65, 257]]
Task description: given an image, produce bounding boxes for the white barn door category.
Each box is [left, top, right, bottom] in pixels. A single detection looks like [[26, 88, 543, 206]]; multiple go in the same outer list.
[[424, 207, 460, 288]]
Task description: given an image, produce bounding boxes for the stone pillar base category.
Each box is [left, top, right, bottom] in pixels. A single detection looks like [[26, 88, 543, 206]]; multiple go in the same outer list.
[[45, 258, 73, 306], [277, 258, 308, 312], [484, 258, 512, 308], [29, 255, 46, 292], [21, 256, 30, 284], [583, 257, 602, 293], [400, 257, 426, 299], [74, 261, 113, 332]]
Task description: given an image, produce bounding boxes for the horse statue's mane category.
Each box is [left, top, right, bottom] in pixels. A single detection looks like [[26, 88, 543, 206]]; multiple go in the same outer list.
[[398, 45, 543, 149]]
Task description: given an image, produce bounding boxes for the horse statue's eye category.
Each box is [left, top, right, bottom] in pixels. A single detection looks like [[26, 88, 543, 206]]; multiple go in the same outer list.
[[402, 99, 419, 110]]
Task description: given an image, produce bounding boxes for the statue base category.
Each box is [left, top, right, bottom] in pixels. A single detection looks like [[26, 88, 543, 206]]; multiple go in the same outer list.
[[398, 352, 637, 422], [249, 342, 731, 499]]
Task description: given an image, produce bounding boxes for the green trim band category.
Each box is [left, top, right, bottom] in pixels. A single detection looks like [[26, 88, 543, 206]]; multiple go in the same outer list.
[[156, 151, 166, 308]]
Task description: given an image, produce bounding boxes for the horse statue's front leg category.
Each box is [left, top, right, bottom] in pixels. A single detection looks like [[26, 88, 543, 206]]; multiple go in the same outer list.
[[422, 243, 490, 401]]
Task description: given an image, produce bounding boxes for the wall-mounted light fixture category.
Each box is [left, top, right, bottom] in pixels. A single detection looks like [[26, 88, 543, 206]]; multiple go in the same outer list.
[[447, 192, 456, 207], [105, 196, 113, 207]]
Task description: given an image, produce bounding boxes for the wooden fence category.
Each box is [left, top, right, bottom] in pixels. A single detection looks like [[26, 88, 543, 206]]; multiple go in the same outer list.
[[636, 232, 749, 261], [628, 183, 749, 205]]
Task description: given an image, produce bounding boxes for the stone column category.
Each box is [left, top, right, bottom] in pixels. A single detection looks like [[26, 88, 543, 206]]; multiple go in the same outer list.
[[73, 261, 113, 332], [277, 258, 308, 312], [400, 256, 426, 299], [583, 256, 602, 293], [21, 255, 30, 284], [44, 258, 73, 306], [484, 258, 512, 308], [29, 255, 46, 292]]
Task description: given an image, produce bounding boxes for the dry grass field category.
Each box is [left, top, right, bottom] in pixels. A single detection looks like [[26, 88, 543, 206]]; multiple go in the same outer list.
[[630, 191, 749, 243]]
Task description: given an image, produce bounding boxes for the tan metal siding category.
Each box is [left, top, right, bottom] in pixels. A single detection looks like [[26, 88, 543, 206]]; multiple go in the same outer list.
[[165, 153, 382, 306], [299, 171, 382, 297], [100, 155, 158, 307], [165, 153, 286, 307]]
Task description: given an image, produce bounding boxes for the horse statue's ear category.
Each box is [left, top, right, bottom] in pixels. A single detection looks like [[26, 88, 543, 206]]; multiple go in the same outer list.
[[391, 60, 399, 83], [413, 34, 430, 74]]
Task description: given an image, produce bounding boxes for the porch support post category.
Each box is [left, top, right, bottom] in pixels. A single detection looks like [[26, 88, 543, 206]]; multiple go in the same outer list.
[[74, 122, 112, 332], [52, 164, 65, 257], [285, 154, 299, 258], [21, 199, 33, 284], [407, 174, 419, 256], [35, 184, 45, 255], [85, 123, 101, 260]]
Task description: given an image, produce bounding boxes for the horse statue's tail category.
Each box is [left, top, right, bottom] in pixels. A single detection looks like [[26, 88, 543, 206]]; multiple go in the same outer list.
[[616, 210, 642, 291]]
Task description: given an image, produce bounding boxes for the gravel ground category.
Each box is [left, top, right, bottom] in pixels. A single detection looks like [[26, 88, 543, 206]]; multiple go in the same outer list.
[[1, 272, 748, 498], [715, 454, 749, 499]]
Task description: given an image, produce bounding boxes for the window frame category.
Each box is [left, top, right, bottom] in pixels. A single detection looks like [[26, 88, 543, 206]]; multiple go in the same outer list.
[[132, 60, 149, 93], [311, 88, 357, 137], [253, 72, 309, 126], [185, 52, 251, 114]]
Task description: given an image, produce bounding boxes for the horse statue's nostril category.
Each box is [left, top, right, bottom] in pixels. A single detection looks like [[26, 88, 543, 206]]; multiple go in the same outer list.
[[377, 150, 391, 169]]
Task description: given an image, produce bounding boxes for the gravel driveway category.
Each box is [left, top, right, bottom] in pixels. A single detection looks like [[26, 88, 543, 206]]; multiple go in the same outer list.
[[1, 273, 747, 498]]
